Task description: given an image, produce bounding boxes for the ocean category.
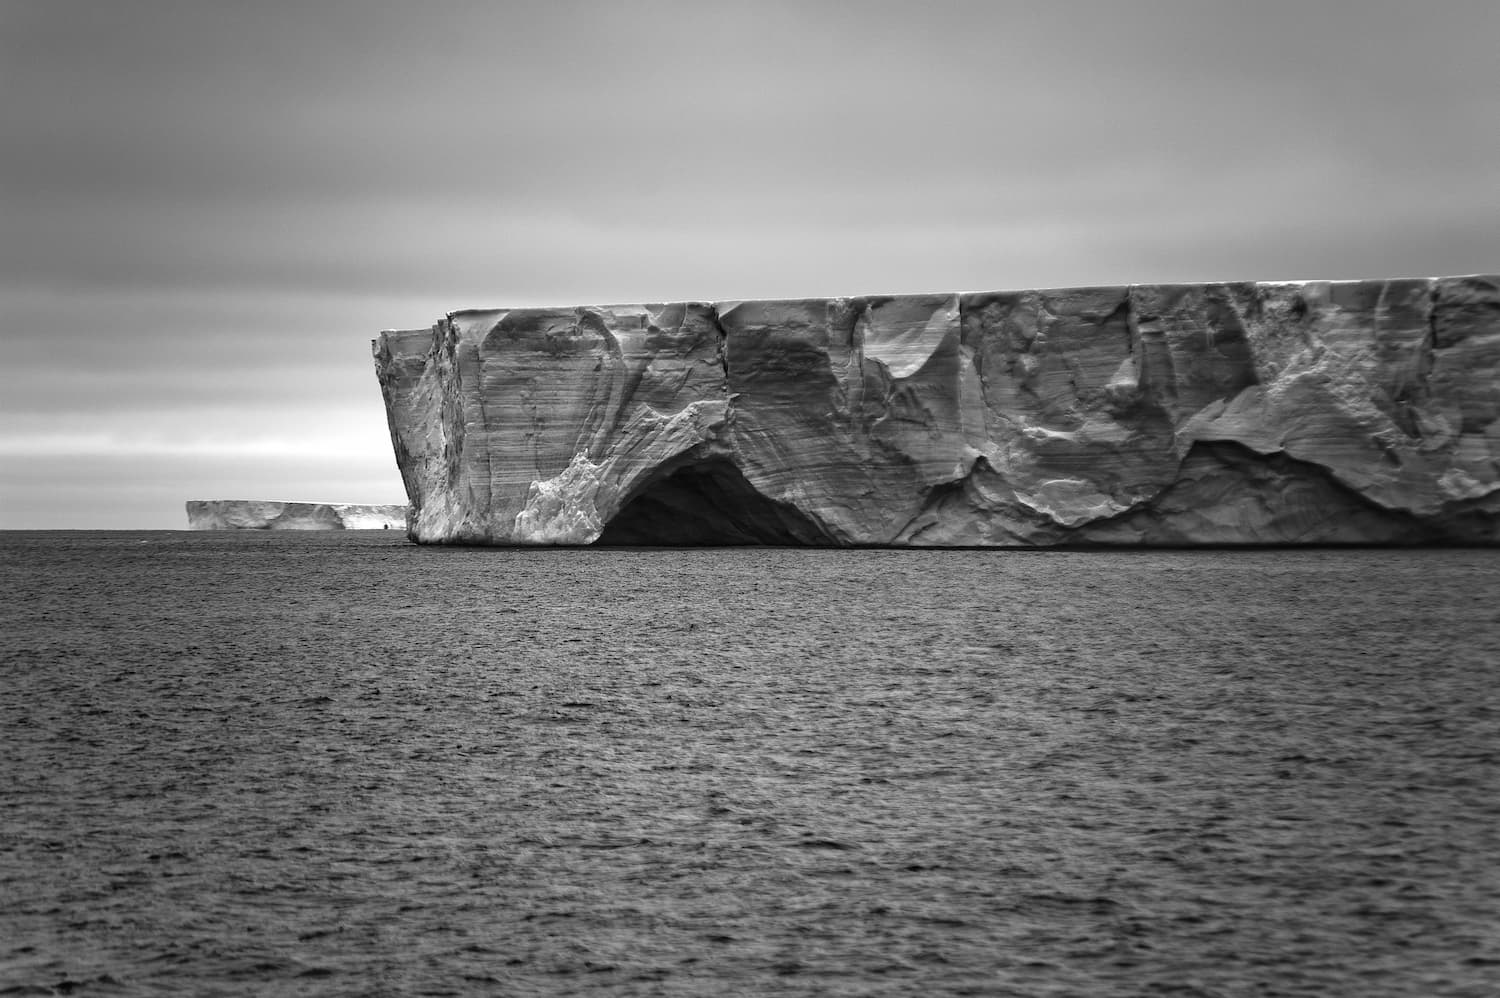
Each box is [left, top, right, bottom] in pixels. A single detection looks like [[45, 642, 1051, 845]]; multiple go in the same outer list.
[[2, 531, 1498, 997]]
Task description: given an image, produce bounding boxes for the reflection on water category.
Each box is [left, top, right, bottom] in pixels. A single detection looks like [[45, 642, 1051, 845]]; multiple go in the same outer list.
[[2, 532, 1498, 996]]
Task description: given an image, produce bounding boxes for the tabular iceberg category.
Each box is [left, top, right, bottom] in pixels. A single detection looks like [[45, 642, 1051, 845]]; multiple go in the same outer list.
[[373, 275, 1500, 546], [186, 501, 407, 531]]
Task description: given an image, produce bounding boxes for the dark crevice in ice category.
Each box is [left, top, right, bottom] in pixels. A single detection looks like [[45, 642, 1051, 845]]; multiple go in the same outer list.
[[596, 459, 837, 546]]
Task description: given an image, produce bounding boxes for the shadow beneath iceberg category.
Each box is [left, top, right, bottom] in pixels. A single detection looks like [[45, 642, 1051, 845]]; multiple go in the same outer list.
[[596, 459, 836, 546]]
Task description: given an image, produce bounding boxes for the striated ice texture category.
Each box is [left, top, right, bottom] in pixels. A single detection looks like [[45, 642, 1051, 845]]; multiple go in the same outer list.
[[373, 276, 1500, 546], [186, 501, 407, 531]]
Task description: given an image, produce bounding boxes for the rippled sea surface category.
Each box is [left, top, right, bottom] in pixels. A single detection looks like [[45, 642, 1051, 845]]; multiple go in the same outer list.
[[3, 531, 1500, 997]]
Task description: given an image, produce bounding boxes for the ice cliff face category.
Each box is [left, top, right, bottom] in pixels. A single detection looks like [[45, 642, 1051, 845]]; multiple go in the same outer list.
[[186, 501, 407, 531], [373, 276, 1500, 546]]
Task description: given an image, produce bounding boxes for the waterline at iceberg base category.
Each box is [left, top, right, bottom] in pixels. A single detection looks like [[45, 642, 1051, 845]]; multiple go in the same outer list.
[[372, 275, 1500, 547]]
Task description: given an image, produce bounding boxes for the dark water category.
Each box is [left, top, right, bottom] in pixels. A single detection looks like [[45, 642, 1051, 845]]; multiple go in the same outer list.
[[2, 532, 1499, 997]]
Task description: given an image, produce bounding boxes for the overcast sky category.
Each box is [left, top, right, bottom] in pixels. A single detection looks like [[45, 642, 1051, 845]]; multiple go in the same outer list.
[[3, 0, 1497, 528]]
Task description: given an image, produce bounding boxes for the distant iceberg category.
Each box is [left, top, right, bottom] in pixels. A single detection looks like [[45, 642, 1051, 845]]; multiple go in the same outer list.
[[186, 500, 407, 531]]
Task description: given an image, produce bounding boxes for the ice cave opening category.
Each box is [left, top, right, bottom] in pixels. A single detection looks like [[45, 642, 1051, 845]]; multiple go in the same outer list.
[[595, 459, 836, 546]]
